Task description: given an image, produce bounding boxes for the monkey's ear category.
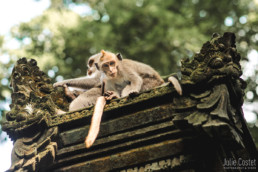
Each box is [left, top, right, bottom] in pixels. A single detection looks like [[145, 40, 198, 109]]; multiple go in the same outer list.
[[116, 53, 123, 61], [95, 63, 100, 70], [101, 50, 106, 55]]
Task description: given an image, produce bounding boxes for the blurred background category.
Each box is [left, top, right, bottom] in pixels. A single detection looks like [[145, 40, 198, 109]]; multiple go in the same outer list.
[[0, 0, 257, 171]]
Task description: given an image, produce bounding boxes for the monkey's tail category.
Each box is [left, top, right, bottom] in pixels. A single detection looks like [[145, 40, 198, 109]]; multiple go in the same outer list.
[[85, 96, 106, 148], [168, 76, 182, 96]]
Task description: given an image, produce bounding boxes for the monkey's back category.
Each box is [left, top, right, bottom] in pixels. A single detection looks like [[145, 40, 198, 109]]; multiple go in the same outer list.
[[122, 59, 164, 91]]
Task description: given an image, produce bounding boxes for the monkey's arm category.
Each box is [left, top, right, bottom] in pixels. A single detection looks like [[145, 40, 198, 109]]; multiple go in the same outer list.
[[85, 96, 106, 148], [53, 75, 100, 89], [121, 73, 143, 97]]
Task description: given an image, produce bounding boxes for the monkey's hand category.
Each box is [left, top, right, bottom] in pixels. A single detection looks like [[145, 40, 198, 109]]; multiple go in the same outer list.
[[104, 91, 120, 100], [63, 84, 77, 100], [121, 88, 140, 97], [168, 76, 182, 96], [128, 90, 139, 97], [53, 81, 67, 87]]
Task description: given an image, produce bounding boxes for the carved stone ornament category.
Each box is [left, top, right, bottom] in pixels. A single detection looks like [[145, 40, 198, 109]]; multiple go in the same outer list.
[[2, 58, 69, 171], [2, 33, 256, 172], [179, 32, 246, 144]]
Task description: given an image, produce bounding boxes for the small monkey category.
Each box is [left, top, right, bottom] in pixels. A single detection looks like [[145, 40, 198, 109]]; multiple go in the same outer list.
[[54, 53, 101, 92], [54, 53, 102, 112], [85, 50, 182, 148], [96, 50, 165, 99]]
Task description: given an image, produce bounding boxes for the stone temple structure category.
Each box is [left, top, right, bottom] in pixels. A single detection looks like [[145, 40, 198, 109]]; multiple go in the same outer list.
[[2, 32, 257, 171]]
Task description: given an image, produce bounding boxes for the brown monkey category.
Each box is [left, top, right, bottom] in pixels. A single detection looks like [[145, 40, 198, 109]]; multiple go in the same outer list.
[[54, 53, 103, 112], [96, 50, 165, 99], [95, 50, 182, 97], [53, 53, 101, 92], [85, 50, 182, 148]]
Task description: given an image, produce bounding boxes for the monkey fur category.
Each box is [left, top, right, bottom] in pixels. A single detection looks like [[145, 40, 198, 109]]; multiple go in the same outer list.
[[95, 50, 165, 99], [54, 53, 102, 112], [85, 50, 182, 148]]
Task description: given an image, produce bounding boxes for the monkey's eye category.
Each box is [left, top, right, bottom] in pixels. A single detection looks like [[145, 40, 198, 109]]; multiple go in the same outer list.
[[103, 64, 109, 68], [89, 60, 94, 67], [110, 61, 115, 66]]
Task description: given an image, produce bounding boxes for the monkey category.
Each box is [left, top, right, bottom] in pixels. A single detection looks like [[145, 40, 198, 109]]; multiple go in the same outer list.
[[96, 50, 165, 99], [54, 53, 103, 112], [85, 50, 182, 148], [53, 53, 101, 93]]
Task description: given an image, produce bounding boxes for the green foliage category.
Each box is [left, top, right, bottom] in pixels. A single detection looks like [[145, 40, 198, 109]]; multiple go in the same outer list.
[[9, 0, 257, 76], [0, 35, 4, 48]]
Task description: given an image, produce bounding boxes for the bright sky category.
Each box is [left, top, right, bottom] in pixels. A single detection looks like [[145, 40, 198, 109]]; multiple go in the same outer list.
[[0, 1, 50, 171], [0, 134, 13, 172], [0, 0, 50, 35]]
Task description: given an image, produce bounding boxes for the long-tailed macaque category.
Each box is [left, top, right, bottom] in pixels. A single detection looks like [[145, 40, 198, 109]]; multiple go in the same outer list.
[[54, 53, 101, 92], [85, 50, 182, 148], [97, 50, 165, 98], [54, 53, 102, 112]]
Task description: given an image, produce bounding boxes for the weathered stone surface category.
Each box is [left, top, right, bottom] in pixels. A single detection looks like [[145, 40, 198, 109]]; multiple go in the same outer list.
[[54, 139, 184, 172], [1, 58, 68, 171], [59, 103, 177, 146], [2, 32, 257, 172]]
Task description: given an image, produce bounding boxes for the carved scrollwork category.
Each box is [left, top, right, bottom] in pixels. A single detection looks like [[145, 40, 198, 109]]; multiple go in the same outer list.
[[181, 33, 246, 103], [176, 32, 247, 149], [2, 58, 69, 172]]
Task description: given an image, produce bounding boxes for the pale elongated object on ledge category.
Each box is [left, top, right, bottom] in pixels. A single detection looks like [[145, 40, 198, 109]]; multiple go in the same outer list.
[[85, 96, 106, 148], [168, 76, 182, 96]]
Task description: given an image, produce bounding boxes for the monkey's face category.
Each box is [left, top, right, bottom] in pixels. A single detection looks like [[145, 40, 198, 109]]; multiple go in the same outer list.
[[101, 60, 118, 78], [97, 50, 122, 78], [87, 53, 102, 76]]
